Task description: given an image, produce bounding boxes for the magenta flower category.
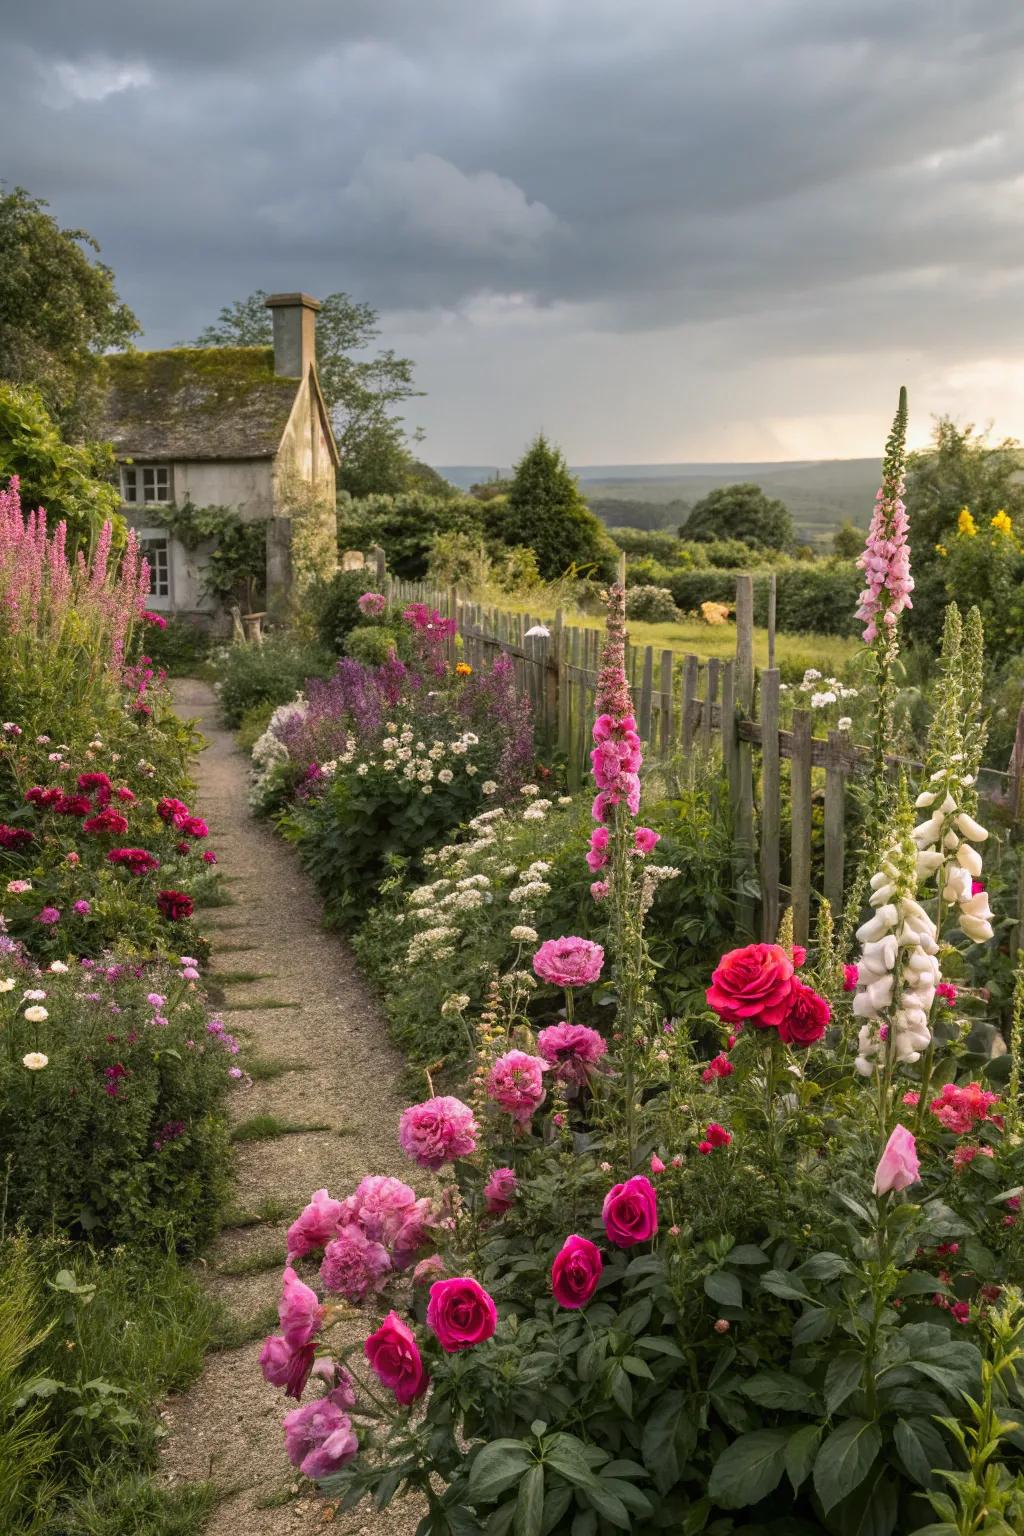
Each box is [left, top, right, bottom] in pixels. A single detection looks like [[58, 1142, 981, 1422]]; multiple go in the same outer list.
[[357, 591, 387, 617], [551, 1234, 603, 1309], [399, 1096, 479, 1169], [337, 1175, 435, 1269], [536, 1022, 607, 1084], [279, 1265, 323, 1348], [282, 1395, 358, 1480], [483, 1167, 517, 1214], [364, 1311, 430, 1405], [855, 389, 913, 644], [73, 900, 91, 916], [602, 1175, 658, 1247], [633, 826, 660, 854], [36, 906, 60, 925], [320, 1225, 392, 1303], [486, 1049, 548, 1124], [286, 1188, 345, 1263], [426, 1276, 497, 1352], [532, 936, 605, 989]]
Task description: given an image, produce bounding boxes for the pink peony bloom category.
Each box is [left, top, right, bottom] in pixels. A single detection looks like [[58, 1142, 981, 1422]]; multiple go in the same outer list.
[[36, 906, 60, 925], [338, 1175, 435, 1269], [483, 1167, 518, 1214], [282, 1395, 358, 1480], [633, 826, 660, 854], [873, 1124, 920, 1195], [286, 1188, 344, 1263], [536, 1022, 607, 1084], [399, 1096, 478, 1169], [551, 1234, 603, 1309], [590, 880, 609, 901], [364, 1311, 430, 1405], [320, 1226, 392, 1303], [486, 1049, 548, 1123], [426, 1276, 498, 1352], [601, 1175, 658, 1248], [533, 936, 605, 989], [73, 899, 91, 915]]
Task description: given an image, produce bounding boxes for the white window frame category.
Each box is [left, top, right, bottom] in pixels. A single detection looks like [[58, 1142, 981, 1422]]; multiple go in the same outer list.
[[121, 464, 173, 505], [138, 528, 173, 606]]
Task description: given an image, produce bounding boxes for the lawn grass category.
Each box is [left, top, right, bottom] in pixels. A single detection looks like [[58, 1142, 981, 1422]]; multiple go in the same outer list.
[[217, 1244, 283, 1278], [221, 1196, 289, 1229], [208, 1301, 278, 1353], [230, 1115, 330, 1142], [245, 1056, 309, 1082], [59, 1476, 219, 1536]]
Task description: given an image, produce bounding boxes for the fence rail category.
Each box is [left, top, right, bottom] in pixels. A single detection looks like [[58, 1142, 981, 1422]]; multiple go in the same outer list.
[[385, 572, 1024, 947]]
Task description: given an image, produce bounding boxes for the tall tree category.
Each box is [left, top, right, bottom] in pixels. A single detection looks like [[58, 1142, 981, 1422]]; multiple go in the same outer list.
[[193, 289, 422, 496], [0, 186, 138, 437], [680, 483, 793, 550], [486, 434, 617, 580]]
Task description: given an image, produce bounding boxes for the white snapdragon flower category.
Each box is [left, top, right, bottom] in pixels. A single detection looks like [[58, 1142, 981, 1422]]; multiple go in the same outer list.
[[853, 839, 940, 1075], [912, 780, 993, 943]]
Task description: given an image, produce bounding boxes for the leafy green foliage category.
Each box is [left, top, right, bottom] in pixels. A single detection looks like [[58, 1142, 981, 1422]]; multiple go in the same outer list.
[[147, 500, 267, 609], [127, 615, 212, 678], [486, 435, 619, 581], [338, 490, 486, 580], [624, 585, 679, 622], [215, 633, 332, 727], [0, 384, 121, 549], [666, 561, 861, 636], [0, 187, 138, 437], [681, 481, 794, 550]]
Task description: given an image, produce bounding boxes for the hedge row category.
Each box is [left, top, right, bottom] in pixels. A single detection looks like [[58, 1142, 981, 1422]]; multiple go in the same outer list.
[[667, 561, 861, 636]]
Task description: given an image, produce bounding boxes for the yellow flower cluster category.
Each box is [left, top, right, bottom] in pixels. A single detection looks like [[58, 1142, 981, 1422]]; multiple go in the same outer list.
[[991, 509, 1013, 535], [957, 507, 977, 537]]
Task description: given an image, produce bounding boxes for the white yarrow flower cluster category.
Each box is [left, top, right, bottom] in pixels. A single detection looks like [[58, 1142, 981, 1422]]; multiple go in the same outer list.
[[853, 837, 940, 1075]]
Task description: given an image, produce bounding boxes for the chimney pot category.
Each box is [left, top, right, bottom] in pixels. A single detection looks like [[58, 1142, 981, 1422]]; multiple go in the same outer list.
[[264, 292, 321, 378]]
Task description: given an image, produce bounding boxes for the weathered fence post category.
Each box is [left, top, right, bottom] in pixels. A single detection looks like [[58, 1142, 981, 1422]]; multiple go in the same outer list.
[[759, 668, 781, 940], [734, 576, 756, 929], [823, 730, 848, 920], [790, 709, 813, 945]]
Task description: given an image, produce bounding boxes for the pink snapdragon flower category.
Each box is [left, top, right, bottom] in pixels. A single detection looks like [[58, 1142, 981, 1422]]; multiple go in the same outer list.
[[532, 936, 605, 989], [399, 1096, 478, 1169], [633, 826, 660, 855], [855, 389, 913, 644], [536, 1022, 607, 1084], [873, 1124, 920, 1195], [487, 1050, 548, 1123]]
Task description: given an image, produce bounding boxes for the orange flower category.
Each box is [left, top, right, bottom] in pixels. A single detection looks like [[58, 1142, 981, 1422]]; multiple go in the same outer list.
[[455, 662, 472, 677]]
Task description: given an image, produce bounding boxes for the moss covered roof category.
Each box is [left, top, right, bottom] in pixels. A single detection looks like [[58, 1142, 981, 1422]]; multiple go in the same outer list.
[[100, 347, 300, 461]]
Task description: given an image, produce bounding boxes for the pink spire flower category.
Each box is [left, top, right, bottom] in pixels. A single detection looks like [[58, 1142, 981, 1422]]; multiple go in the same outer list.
[[855, 388, 913, 644]]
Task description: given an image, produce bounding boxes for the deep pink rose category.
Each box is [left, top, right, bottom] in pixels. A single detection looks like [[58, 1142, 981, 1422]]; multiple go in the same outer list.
[[320, 1226, 392, 1302], [602, 1175, 658, 1248], [706, 943, 795, 1029], [551, 1234, 603, 1309], [483, 1167, 517, 1214], [426, 1276, 498, 1352], [364, 1311, 430, 1405], [537, 1022, 607, 1084], [279, 1265, 323, 1348], [259, 1333, 315, 1399], [532, 936, 605, 989], [486, 1050, 548, 1123], [287, 1188, 344, 1262], [399, 1096, 479, 1169], [282, 1395, 358, 1479], [777, 979, 830, 1048]]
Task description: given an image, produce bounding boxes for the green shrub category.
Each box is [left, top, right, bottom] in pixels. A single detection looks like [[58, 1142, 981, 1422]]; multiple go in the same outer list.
[[215, 632, 331, 726], [608, 527, 689, 562], [625, 584, 679, 622], [667, 562, 861, 635], [236, 698, 276, 753], [622, 555, 676, 587], [694, 537, 764, 569], [667, 567, 748, 614], [338, 491, 485, 579], [0, 961, 236, 1250], [344, 624, 400, 666], [311, 567, 377, 654], [129, 615, 211, 677]]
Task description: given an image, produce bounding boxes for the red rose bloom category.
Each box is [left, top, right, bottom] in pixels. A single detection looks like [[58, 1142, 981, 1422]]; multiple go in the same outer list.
[[25, 786, 63, 808], [157, 888, 194, 920], [777, 979, 831, 1048], [0, 823, 34, 850], [107, 847, 160, 875], [83, 809, 130, 836], [182, 816, 209, 839], [706, 943, 795, 1029], [54, 793, 91, 816], [551, 1234, 603, 1309]]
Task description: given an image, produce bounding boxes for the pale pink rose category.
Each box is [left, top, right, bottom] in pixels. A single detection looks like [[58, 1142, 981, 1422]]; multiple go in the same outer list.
[[412, 1254, 446, 1285], [286, 1188, 344, 1262], [338, 1175, 435, 1269], [873, 1124, 920, 1195], [399, 1096, 479, 1169]]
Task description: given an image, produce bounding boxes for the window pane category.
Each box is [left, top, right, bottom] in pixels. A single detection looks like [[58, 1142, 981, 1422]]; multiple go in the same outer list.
[[141, 466, 171, 503], [140, 538, 170, 599], [121, 468, 137, 502]]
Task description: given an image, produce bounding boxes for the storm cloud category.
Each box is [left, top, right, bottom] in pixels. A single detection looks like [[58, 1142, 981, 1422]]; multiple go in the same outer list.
[[5, 0, 1024, 461]]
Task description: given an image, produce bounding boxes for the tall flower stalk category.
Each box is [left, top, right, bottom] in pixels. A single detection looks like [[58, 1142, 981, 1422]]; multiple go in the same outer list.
[[856, 387, 912, 813]]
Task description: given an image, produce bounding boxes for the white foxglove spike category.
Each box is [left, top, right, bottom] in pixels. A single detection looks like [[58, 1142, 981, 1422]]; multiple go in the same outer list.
[[914, 790, 937, 808], [916, 850, 944, 875], [956, 812, 989, 842], [956, 844, 983, 876]]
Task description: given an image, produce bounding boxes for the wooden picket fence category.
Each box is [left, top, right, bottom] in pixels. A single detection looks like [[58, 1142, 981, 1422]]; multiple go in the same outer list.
[[385, 570, 1024, 949]]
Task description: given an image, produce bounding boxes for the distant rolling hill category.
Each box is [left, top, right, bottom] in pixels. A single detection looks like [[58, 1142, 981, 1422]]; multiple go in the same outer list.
[[435, 460, 882, 546]]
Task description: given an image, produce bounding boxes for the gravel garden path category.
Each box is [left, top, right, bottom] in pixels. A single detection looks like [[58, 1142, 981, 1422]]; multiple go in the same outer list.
[[159, 679, 424, 1535]]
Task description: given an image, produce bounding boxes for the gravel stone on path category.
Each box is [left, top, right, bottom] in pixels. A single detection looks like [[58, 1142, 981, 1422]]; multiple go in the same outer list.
[[159, 680, 425, 1534]]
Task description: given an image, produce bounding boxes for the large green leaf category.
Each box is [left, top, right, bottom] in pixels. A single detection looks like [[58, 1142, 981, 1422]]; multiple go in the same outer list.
[[825, 1352, 865, 1414], [704, 1269, 743, 1308], [894, 1417, 950, 1488], [706, 1428, 789, 1508], [514, 1464, 544, 1536], [741, 1370, 817, 1411], [812, 1419, 882, 1513], [468, 1440, 535, 1503], [785, 1423, 821, 1493]]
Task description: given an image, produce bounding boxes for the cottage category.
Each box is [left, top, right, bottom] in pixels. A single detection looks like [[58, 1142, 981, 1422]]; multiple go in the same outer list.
[[101, 293, 339, 625]]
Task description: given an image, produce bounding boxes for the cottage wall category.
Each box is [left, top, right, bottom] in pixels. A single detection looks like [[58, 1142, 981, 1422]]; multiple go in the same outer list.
[[172, 459, 274, 522]]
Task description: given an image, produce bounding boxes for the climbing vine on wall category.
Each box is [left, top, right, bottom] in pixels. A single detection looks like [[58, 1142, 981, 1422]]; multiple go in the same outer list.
[[277, 473, 338, 605], [149, 499, 267, 609]]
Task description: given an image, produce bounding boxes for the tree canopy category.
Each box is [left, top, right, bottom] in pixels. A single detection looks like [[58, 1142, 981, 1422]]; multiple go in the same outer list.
[[0, 186, 138, 438], [485, 434, 617, 581], [193, 289, 422, 497], [680, 482, 793, 550], [0, 383, 122, 547]]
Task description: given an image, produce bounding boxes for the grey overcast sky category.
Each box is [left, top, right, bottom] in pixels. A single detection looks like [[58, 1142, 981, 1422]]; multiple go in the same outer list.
[[6, 0, 1024, 464]]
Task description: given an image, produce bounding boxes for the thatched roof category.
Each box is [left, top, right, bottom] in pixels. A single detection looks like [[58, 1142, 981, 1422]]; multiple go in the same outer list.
[[100, 347, 299, 461]]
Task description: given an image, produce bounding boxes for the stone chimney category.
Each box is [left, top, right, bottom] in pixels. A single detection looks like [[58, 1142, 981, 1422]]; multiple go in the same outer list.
[[264, 292, 321, 378]]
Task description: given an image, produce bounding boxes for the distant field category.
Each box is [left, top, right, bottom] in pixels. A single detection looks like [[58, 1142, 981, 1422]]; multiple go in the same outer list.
[[436, 458, 881, 547]]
